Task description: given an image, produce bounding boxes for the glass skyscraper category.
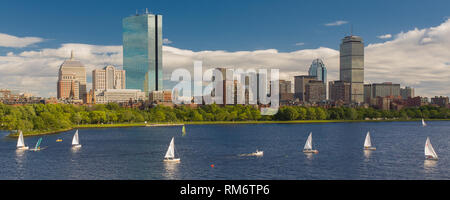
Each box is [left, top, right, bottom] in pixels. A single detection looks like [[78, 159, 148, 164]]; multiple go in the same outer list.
[[308, 59, 327, 84], [123, 11, 163, 96]]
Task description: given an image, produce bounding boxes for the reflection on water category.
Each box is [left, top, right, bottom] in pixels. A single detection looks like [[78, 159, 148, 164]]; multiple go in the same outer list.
[[15, 149, 25, 163], [305, 153, 314, 161], [71, 147, 81, 153], [424, 160, 438, 173], [363, 150, 372, 160], [15, 149, 26, 179], [163, 162, 180, 180]]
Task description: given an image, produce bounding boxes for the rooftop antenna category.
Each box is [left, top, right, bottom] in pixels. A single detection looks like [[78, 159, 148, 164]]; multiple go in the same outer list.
[[145, 8, 149, 14], [350, 24, 353, 36]]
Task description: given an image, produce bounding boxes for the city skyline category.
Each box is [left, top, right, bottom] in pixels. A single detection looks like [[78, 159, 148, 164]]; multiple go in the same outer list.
[[0, 1, 449, 98]]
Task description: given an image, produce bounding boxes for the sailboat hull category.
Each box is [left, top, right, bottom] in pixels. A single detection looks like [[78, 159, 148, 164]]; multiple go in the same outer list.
[[72, 144, 82, 148], [164, 158, 181, 162], [425, 156, 438, 161], [364, 147, 376, 151], [17, 146, 29, 150], [303, 150, 319, 154], [251, 151, 264, 156]]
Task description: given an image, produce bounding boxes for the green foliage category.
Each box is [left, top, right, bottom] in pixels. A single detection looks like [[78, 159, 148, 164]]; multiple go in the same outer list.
[[0, 102, 448, 135]]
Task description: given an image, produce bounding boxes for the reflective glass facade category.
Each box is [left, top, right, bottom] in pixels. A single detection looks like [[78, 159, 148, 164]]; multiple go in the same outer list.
[[123, 13, 163, 96], [308, 59, 327, 84]]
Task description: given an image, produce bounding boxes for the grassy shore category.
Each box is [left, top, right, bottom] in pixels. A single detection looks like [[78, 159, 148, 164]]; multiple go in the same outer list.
[[6, 118, 449, 137]]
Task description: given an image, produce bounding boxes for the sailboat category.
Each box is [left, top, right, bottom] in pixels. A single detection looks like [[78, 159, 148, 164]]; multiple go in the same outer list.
[[164, 137, 180, 162], [422, 118, 427, 127], [72, 130, 82, 148], [303, 132, 319, 154], [16, 131, 29, 150], [364, 132, 376, 150], [182, 125, 186, 136], [251, 150, 264, 156], [425, 137, 438, 160], [30, 138, 43, 152]]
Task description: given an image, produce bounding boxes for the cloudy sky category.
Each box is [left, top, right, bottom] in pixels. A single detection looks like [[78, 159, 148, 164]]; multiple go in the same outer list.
[[0, 0, 449, 98]]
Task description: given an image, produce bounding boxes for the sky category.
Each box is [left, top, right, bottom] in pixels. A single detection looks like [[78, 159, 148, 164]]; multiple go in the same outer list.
[[0, 0, 449, 98]]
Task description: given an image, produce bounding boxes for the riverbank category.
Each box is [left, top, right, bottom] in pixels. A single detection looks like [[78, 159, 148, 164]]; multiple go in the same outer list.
[[6, 118, 449, 137]]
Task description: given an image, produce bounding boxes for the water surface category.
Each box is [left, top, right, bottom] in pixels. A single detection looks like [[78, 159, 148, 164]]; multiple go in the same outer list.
[[0, 121, 449, 180]]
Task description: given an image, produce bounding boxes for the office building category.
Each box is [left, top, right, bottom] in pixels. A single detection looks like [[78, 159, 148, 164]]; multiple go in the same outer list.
[[123, 9, 163, 96], [431, 96, 449, 107], [340, 35, 364, 103], [305, 80, 326, 103], [364, 82, 401, 104], [329, 80, 351, 104], [92, 65, 126, 91], [294, 75, 316, 102], [57, 51, 86, 102], [400, 86, 415, 100], [94, 89, 146, 104], [149, 90, 173, 103], [308, 59, 327, 84]]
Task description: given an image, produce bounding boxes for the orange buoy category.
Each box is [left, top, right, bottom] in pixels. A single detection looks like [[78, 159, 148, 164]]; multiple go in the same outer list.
[[211, 164, 215, 168]]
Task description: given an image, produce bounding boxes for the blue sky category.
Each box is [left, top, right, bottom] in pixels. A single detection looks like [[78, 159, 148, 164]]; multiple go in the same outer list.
[[1, 0, 449, 52], [0, 0, 449, 98]]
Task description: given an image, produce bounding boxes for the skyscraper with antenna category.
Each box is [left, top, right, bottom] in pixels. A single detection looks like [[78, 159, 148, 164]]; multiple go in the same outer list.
[[339, 33, 364, 104]]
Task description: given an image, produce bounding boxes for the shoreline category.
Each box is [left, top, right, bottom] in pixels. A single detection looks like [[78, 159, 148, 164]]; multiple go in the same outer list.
[[5, 118, 449, 137]]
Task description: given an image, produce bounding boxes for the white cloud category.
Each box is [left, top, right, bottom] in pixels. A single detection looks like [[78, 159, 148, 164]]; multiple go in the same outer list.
[[324, 20, 348, 26], [0, 33, 44, 48], [1, 19, 450, 98], [377, 34, 392, 39], [163, 38, 173, 44], [295, 42, 305, 46]]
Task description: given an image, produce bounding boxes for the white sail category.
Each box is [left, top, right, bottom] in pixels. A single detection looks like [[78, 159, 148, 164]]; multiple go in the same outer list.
[[72, 130, 79, 145], [422, 119, 427, 127], [165, 137, 175, 159], [425, 137, 438, 159], [17, 131, 25, 148], [364, 132, 372, 148], [304, 132, 313, 150]]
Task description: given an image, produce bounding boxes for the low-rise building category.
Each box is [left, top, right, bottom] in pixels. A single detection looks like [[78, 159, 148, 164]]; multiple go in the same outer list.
[[94, 89, 146, 104]]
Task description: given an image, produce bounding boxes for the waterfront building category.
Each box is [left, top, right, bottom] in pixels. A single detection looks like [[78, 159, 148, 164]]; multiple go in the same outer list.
[[149, 90, 173, 103], [94, 89, 146, 104], [431, 96, 449, 107], [308, 59, 327, 84], [364, 82, 401, 104], [92, 65, 126, 91], [294, 75, 317, 102], [57, 51, 87, 102], [400, 86, 415, 100], [305, 80, 326, 103], [329, 80, 351, 104], [123, 9, 163, 96], [340, 35, 364, 103]]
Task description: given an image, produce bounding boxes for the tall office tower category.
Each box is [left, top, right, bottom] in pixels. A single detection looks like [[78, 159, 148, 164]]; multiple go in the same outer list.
[[294, 75, 317, 102], [123, 9, 163, 96], [308, 59, 327, 83], [92, 65, 126, 91], [340, 35, 364, 103], [400, 86, 415, 100], [57, 51, 86, 101]]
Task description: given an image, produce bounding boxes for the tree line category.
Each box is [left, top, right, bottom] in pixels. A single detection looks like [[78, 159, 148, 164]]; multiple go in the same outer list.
[[0, 103, 448, 133]]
